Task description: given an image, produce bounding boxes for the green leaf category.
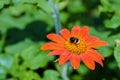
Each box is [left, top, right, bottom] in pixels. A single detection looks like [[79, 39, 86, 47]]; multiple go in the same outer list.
[[5, 39, 34, 54], [0, 0, 10, 9], [20, 44, 39, 60], [98, 47, 113, 58], [71, 75, 82, 80], [59, 0, 68, 10], [19, 41, 50, 69], [43, 70, 61, 80], [37, 0, 53, 14], [19, 70, 42, 80], [8, 4, 37, 16], [106, 33, 120, 47], [37, 10, 54, 31], [8, 53, 22, 78], [99, 0, 113, 12], [0, 66, 6, 79], [60, 12, 70, 23], [0, 4, 38, 31], [90, 27, 110, 39], [12, 0, 39, 4], [0, 54, 13, 70], [28, 53, 49, 69], [0, 54, 14, 79], [67, 0, 86, 13], [104, 14, 120, 29], [99, 0, 120, 29], [0, 13, 33, 30], [114, 42, 120, 69], [21, 50, 49, 69], [77, 64, 89, 75]]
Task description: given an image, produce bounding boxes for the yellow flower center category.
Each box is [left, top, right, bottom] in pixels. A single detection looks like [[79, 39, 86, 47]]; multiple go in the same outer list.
[[64, 37, 87, 55]]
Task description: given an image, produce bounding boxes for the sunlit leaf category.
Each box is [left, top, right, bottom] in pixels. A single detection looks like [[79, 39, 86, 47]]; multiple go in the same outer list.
[[0, 54, 14, 79], [12, 0, 39, 4], [43, 70, 61, 80], [19, 70, 42, 80], [99, 0, 120, 29], [5, 39, 34, 54], [104, 14, 120, 29], [114, 40, 120, 69], [59, 0, 68, 10], [0, 54, 13, 69], [21, 49, 49, 69], [67, 0, 86, 13], [37, 0, 53, 14]]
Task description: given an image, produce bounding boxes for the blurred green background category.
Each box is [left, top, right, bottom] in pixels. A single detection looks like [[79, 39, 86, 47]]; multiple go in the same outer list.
[[0, 0, 120, 80]]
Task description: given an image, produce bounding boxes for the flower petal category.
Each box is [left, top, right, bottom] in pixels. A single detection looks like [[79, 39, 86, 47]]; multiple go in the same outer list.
[[70, 54, 80, 69], [71, 26, 81, 37], [60, 28, 71, 40], [87, 41, 108, 48], [79, 26, 89, 38], [47, 33, 65, 43], [48, 50, 65, 56], [58, 51, 71, 65], [80, 54, 95, 70], [88, 49, 104, 60], [41, 42, 64, 50], [85, 36, 99, 43], [86, 51, 103, 67]]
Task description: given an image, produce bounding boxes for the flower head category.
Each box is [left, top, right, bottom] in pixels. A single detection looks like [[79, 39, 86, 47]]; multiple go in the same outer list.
[[41, 26, 107, 70]]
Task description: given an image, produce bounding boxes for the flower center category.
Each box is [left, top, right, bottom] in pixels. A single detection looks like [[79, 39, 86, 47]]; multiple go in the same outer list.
[[64, 37, 87, 55]]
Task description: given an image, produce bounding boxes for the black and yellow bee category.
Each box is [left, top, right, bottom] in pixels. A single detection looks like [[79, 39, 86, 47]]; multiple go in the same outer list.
[[70, 37, 80, 44]]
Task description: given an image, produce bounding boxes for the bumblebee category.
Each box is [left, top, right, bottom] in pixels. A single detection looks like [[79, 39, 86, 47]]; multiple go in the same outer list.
[[70, 37, 80, 44]]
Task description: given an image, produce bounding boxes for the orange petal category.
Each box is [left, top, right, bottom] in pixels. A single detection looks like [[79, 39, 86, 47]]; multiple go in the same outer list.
[[80, 54, 95, 70], [87, 41, 108, 48], [88, 49, 104, 60], [86, 52, 103, 67], [58, 51, 71, 65], [48, 50, 65, 56], [85, 36, 99, 43], [41, 42, 64, 50], [47, 33, 65, 43], [71, 26, 81, 37], [79, 26, 89, 38], [70, 54, 80, 69], [60, 28, 71, 40]]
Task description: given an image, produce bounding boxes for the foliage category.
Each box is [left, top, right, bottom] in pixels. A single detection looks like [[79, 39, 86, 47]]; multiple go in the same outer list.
[[0, 0, 120, 80]]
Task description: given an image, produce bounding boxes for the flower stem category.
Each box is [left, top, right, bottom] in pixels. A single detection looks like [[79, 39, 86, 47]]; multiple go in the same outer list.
[[61, 63, 69, 80], [48, 0, 61, 34], [48, 0, 69, 80]]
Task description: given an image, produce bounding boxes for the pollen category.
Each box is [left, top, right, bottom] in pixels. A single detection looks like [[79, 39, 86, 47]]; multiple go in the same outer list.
[[64, 38, 87, 55]]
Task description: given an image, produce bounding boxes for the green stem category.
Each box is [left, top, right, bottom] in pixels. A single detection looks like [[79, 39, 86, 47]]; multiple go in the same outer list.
[[61, 63, 69, 80], [48, 0, 69, 80], [48, 0, 61, 34]]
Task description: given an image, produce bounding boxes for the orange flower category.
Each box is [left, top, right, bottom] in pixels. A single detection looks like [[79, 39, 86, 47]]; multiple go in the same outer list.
[[41, 26, 107, 70]]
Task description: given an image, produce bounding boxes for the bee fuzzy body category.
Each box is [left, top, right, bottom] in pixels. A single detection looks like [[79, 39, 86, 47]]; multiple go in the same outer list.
[[70, 37, 80, 44]]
